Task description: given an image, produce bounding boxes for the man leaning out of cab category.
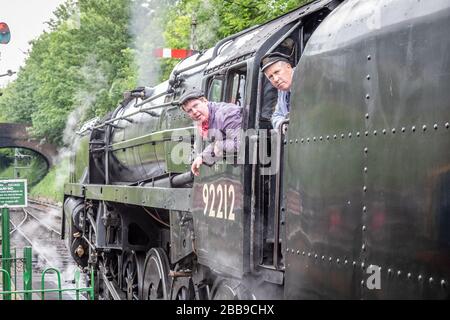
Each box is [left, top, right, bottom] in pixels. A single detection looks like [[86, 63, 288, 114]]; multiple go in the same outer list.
[[179, 89, 243, 176]]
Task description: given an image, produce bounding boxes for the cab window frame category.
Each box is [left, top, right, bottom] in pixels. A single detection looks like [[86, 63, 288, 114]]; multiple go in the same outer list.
[[207, 74, 225, 102], [225, 66, 247, 106]]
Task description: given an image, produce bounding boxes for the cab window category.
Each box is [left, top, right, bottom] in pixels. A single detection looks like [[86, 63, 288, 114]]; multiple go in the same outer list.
[[207, 76, 224, 102], [227, 70, 246, 106]]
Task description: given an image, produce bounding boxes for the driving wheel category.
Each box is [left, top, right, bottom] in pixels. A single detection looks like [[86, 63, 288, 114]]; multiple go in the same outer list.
[[141, 248, 171, 300]]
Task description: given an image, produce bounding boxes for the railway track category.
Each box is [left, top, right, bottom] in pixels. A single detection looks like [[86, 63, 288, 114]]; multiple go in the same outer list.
[[27, 197, 62, 211], [9, 205, 67, 266], [7, 201, 85, 300]]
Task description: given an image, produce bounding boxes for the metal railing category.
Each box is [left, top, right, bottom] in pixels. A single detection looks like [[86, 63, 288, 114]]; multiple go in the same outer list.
[[1, 207, 94, 300]]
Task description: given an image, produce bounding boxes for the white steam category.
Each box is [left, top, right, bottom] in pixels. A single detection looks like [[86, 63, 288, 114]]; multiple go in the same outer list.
[[129, 0, 174, 86], [55, 53, 108, 189], [194, 0, 221, 49], [66, 2, 81, 31], [10, 208, 83, 299]]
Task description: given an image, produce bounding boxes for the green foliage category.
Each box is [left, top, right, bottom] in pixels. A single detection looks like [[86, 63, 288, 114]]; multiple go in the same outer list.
[[0, 0, 136, 146], [0, 0, 310, 149], [30, 164, 64, 202], [163, 0, 310, 50], [0, 0, 313, 201], [160, 0, 309, 79], [218, 0, 310, 36], [164, 0, 220, 51], [0, 149, 14, 171], [0, 166, 14, 180], [0, 148, 47, 186], [25, 156, 48, 187]]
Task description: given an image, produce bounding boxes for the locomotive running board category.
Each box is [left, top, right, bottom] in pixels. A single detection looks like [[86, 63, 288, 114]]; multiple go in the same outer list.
[[64, 183, 193, 212]]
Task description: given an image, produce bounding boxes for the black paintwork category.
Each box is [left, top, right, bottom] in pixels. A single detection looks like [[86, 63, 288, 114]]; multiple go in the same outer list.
[[285, 0, 450, 299], [63, 0, 450, 300]]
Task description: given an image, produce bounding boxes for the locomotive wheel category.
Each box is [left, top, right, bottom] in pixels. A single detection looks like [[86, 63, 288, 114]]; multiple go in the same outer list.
[[171, 277, 195, 300], [210, 278, 255, 300], [122, 251, 144, 300], [141, 248, 171, 300]]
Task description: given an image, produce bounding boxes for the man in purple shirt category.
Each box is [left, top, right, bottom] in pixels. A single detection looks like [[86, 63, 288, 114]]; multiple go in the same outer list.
[[179, 89, 242, 176]]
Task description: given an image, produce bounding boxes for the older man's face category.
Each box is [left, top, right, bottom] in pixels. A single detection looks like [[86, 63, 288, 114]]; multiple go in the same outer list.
[[182, 97, 209, 122], [264, 61, 293, 91]]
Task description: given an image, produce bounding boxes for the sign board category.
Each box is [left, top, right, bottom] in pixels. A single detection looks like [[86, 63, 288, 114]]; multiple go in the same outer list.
[[0, 179, 27, 208]]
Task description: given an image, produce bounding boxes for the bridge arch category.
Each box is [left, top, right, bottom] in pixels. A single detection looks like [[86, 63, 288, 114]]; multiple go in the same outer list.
[[0, 123, 58, 168]]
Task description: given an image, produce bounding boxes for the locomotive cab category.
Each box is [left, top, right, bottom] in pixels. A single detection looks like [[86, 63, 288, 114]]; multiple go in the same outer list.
[[186, 0, 343, 298], [62, 0, 348, 300]]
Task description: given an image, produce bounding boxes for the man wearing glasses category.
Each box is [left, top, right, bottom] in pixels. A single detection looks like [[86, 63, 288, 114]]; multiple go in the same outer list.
[[179, 89, 242, 176], [260, 52, 294, 133]]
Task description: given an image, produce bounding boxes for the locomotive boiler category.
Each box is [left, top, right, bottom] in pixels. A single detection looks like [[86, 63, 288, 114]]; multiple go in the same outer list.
[[63, 0, 450, 299]]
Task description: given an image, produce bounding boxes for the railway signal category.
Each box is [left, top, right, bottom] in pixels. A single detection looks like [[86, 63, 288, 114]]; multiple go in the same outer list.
[[0, 22, 11, 44], [153, 48, 195, 59]]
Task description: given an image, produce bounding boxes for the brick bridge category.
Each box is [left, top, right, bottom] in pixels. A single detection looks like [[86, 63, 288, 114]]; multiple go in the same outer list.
[[0, 123, 58, 167]]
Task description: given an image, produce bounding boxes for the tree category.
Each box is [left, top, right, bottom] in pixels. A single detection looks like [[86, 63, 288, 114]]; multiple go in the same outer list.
[[161, 0, 309, 79], [0, 0, 310, 145], [0, 0, 136, 145]]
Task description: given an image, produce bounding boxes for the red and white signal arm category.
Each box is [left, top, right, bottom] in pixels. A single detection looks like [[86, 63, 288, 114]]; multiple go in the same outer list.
[[0, 22, 11, 44], [153, 48, 195, 59]]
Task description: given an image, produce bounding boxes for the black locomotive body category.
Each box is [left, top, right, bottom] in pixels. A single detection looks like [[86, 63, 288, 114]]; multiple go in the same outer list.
[[63, 0, 450, 299]]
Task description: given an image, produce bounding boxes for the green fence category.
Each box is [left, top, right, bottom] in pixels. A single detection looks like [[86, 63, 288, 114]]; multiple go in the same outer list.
[[1, 207, 94, 300]]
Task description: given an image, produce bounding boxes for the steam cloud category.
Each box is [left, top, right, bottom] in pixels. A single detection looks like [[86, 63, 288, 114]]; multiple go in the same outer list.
[[129, 0, 172, 86]]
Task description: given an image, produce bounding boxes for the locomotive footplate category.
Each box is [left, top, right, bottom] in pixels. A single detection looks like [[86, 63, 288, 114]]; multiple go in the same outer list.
[[65, 183, 192, 212]]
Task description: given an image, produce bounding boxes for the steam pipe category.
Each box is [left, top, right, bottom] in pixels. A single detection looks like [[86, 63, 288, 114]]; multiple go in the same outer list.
[[89, 100, 175, 132], [132, 90, 168, 109], [173, 59, 212, 77], [170, 171, 194, 187]]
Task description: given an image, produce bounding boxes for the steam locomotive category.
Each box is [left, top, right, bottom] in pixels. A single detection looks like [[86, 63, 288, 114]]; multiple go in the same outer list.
[[62, 0, 450, 299]]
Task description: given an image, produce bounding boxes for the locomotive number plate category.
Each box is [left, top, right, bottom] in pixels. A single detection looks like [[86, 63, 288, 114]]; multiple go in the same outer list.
[[202, 183, 236, 221]]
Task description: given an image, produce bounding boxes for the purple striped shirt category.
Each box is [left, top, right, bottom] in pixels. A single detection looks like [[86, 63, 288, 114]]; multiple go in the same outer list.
[[200, 101, 242, 165]]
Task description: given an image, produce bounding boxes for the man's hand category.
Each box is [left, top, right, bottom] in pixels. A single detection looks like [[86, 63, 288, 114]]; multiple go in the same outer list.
[[213, 143, 223, 158], [280, 123, 288, 135], [191, 156, 203, 176]]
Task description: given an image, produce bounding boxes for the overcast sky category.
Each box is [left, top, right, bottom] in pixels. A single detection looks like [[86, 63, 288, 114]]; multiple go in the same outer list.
[[0, 0, 66, 87]]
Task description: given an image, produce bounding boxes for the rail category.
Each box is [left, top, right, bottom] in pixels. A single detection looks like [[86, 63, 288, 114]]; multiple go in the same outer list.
[[28, 197, 61, 210], [9, 209, 61, 267], [23, 207, 61, 236], [1, 206, 94, 300]]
